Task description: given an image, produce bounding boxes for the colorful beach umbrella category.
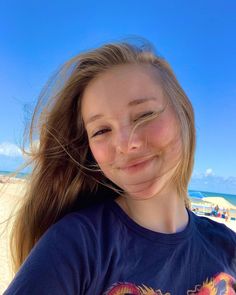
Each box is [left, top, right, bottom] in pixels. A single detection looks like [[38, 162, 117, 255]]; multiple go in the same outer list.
[[202, 197, 236, 210], [188, 191, 205, 199]]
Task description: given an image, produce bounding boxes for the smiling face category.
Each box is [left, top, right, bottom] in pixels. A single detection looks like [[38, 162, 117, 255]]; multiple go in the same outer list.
[[81, 64, 183, 200]]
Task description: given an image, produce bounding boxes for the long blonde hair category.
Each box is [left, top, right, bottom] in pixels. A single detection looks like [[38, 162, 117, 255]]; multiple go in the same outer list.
[[10, 39, 195, 273]]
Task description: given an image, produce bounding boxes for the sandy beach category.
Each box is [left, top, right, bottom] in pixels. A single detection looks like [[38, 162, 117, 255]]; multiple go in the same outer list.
[[0, 179, 26, 294], [0, 179, 236, 293]]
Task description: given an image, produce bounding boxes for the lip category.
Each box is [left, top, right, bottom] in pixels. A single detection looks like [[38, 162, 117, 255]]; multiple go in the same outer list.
[[119, 156, 155, 172]]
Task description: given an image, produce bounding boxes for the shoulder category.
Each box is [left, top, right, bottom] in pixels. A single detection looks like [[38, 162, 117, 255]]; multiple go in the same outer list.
[[3, 203, 113, 294], [192, 212, 236, 247], [45, 200, 116, 245], [22, 201, 115, 281]]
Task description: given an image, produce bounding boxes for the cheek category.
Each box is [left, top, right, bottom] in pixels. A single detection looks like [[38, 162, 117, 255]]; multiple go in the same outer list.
[[89, 142, 113, 166], [145, 119, 177, 147], [145, 117, 182, 160]]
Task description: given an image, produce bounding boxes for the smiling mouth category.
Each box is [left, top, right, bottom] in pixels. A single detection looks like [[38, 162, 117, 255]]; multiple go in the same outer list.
[[119, 156, 155, 173]]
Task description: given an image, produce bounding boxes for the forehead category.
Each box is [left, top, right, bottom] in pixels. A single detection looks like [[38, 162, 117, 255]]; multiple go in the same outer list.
[[81, 64, 166, 121]]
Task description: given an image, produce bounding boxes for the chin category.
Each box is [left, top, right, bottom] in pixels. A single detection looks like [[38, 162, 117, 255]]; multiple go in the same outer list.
[[110, 171, 173, 200], [123, 179, 167, 200]]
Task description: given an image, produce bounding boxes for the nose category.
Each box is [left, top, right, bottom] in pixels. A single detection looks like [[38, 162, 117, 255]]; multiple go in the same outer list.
[[115, 127, 143, 154]]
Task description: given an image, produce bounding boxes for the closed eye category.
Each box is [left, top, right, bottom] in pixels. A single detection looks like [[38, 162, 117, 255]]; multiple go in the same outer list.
[[134, 111, 156, 122], [92, 128, 111, 138]]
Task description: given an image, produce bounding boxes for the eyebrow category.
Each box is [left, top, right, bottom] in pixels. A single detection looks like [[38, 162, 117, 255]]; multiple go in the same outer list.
[[85, 97, 156, 126], [128, 97, 156, 106]]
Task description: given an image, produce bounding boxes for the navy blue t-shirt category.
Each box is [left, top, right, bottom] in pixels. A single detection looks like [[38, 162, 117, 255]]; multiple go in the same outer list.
[[4, 200, 236, 294]]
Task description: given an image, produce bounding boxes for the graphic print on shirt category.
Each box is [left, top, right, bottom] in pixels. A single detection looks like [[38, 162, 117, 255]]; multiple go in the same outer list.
[[104, 272, 236, 294]]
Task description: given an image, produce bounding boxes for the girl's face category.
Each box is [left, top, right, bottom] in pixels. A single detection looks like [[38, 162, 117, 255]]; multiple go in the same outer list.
[[81, 64, 182, 200]]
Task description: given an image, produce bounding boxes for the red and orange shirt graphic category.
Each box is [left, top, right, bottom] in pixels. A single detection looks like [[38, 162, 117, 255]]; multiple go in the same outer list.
[[105, 272, 236, 295]]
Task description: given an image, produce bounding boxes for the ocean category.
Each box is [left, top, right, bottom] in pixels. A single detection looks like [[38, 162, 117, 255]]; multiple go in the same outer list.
[[1, 170, 236, 205], [0, 170, 28, 179]]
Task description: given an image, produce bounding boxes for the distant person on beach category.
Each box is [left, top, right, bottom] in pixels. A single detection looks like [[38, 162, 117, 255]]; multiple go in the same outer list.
[[211, 204, 220, 217], [222, 209, 230, 222], [4, 39, 236, 294]]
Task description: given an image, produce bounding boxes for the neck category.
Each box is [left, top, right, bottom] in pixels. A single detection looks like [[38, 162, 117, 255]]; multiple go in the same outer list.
[[116, 190, 188, 234]]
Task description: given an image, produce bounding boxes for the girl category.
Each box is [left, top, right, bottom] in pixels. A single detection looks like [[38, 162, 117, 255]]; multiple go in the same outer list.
[[4, 40, 236, 294]]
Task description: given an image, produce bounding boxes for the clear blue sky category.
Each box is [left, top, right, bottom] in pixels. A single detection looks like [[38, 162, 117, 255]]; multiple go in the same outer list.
[[0, 1, 236, 192]]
